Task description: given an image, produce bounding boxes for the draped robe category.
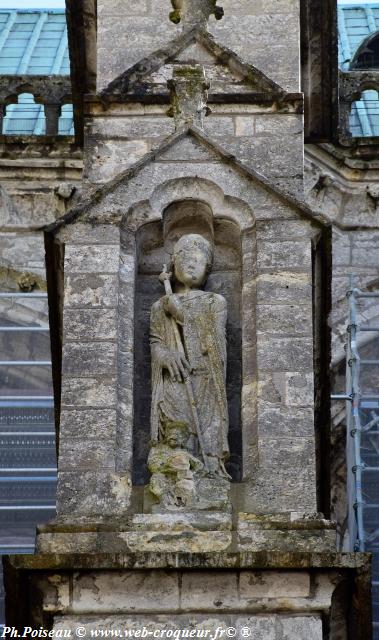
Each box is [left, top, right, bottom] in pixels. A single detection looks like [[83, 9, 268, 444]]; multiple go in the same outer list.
[[150, 290, 229, 463]]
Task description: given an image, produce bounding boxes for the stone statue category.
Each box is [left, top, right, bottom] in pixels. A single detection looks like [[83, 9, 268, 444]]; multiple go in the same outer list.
[[148, 419, 204, 508], [148, 233, 230, 510]]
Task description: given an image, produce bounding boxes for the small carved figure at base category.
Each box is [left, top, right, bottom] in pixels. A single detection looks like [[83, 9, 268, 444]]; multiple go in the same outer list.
[[148, 420, 204, 510]]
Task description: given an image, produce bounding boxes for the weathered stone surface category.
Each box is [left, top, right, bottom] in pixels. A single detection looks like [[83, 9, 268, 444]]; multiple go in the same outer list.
[[125, 530, 232, 553], [61, 376, 117, 407], [72, 570, 180, 613], [239, 571, 310, 598], [60, 408, 116, 440], [56, 471, 131, 516], [352, 231, 379, 266], [256, 304, 312, 335], [256, 219, 312, 240], [244, 436, 318, 513], [132, 511, 232, 530], [237, 514, 336, 552], [181, 571, 238, 608], [59, 438, 115, 470], [64, 308, 117, 340], [258, 404, 314, 437], [62, 342, 117, 375], [256, 273, 313, 304], [64, 274, 118, 307], [0, 232, 46, 275], [58, 223, 120, 245], [285, 372, 314, 406], [257, 336, 313, 371], [257, 240, 311, 270], [89, 116, 175, 139], [85, 139, 150, 183], [65, 244, 119, 273], [235, 615, 322, 640]]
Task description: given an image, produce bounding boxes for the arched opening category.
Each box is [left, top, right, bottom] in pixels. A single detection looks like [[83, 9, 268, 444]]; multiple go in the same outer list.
[[349, 88, 379, 137], [351, 30, 379, 70], [3, 93, 46, 135]]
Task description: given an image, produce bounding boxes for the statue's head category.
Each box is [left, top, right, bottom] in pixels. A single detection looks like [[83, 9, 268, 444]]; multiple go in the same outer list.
[[172, 233, 213, 288]]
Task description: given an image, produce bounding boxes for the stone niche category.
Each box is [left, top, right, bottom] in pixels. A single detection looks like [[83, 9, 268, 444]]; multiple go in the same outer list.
[[37, 130, 334, 552], [132, 199, 242, 485]]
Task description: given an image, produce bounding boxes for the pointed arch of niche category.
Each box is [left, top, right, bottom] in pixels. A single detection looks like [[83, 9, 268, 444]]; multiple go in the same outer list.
[[117, 176, 255, 486]]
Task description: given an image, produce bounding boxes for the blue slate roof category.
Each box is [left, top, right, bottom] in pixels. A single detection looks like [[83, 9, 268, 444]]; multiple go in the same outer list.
[[338, 3, 379, 136], [0, 10, 73, 135], [0, 9, 69, 75]]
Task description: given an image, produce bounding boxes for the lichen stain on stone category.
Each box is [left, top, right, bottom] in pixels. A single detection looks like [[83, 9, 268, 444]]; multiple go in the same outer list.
[[110, 473, 132, 507]]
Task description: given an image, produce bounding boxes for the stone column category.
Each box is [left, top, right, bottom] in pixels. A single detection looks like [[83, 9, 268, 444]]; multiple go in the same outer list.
[[55, 223, 132, 519], [45, 103, 61, 135]]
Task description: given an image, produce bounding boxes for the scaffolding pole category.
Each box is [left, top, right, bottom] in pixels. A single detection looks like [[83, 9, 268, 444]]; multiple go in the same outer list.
[[337, 277, 379, 552], [346, 277, 365, 550]]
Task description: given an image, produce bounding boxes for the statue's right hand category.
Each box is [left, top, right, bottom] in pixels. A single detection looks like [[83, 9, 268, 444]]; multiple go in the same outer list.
[[160, 350, 191, 382]]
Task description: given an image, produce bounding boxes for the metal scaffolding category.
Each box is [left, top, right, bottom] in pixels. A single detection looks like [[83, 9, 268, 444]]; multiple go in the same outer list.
[[332, 278, 379, 638], [333, 278, 379, 552], [0, 291, 56, 535]]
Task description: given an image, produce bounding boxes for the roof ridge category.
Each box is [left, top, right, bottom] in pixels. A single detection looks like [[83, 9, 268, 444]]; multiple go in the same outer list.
[[0, 9, 66, 13]]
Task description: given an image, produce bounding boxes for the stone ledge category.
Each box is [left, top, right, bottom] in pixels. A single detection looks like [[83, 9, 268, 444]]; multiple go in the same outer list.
[[237, 513, 336, 552], [4, 550, 370, 572], [35, 512, 336, 554]]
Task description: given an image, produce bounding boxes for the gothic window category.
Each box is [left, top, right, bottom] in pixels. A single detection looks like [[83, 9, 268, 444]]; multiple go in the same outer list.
[[338, 5, 379, 138], [351, 31, 379, 69], [349, 88, 379, 137]]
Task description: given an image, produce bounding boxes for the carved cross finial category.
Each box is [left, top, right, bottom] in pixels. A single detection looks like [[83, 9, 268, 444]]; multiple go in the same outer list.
[[168, 65, 210, 129], [170, 0, 224, 26]]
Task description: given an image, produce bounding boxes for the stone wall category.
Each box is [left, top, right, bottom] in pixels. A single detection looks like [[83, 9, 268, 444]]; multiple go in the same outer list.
[[97, 0, 301, 93], [0, 139, 82, 289], [85, 104, 303, 196]]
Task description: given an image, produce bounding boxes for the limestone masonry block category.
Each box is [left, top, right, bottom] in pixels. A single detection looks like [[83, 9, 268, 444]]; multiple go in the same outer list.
[[64, 244, 120, 273], [60, 408, 116, 440], [256, 273, 312, 304], [64, 308, 117, 340], [257, 336, 314, 371], [61, 376, 117, 408], [256, 304, 312, 336], [257, 240, 311, 271], [239, 571, 310, 598], [72, 571, 180, 613], [181, 571, 239, 609], [64, 274, 118, 308], [62, 342, 117, 376]]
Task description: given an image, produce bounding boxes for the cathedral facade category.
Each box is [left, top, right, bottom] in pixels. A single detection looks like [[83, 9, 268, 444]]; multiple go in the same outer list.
[[1, 1, 379, 638]]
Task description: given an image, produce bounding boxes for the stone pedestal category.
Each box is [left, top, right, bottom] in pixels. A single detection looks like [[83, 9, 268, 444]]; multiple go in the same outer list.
[[35, 509, 336, 555], [4, 552, 372, 640]]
